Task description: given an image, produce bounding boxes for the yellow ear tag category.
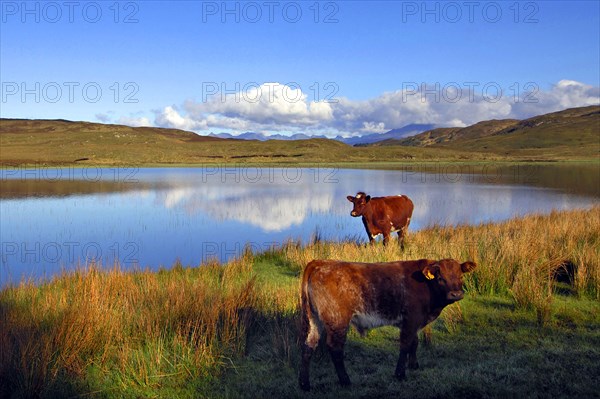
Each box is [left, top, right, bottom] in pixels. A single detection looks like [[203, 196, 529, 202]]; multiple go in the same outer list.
[[424, 270, 435, 280]]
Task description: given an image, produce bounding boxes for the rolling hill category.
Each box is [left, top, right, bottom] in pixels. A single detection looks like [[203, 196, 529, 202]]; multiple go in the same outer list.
[[365, 106, 599, 159], [0, 106, 598, 166], [382, 119, 518, 147], [0, 119, 356, 165], [1, 118, 465, 166], [0, 118, 223, 143]]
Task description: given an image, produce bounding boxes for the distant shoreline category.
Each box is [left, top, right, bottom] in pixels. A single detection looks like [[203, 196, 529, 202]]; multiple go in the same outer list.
[[1, 158, 598, 169]]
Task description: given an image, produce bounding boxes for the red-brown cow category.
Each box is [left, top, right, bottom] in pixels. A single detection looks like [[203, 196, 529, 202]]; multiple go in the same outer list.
[[347, 192, 414, 248], [298, 258, 476, 391]]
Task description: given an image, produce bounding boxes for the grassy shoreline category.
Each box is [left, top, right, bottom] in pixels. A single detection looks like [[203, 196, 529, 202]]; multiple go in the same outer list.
[[1, 158, 599, 169], [1, 207, 599, 398]]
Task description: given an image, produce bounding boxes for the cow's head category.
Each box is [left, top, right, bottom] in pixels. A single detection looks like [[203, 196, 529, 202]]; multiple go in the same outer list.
[[346, 192, 371, 217], [422, 259, 477, 302]]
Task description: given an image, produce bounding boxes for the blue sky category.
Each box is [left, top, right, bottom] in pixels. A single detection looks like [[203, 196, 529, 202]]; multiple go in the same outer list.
[[1, 1, 599, 136]]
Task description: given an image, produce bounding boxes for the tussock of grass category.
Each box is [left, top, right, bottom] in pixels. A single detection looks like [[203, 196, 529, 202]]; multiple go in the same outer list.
[[1, 207, 599, 398]]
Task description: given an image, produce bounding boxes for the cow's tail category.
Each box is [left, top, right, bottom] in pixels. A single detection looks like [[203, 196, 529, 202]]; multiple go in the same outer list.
[[300, 260, 322, 348], [403, 196, 415, 230], [299, 260, 322, 391]]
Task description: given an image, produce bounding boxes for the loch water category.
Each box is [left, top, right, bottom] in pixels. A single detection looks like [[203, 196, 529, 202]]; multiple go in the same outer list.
[[1, 164, 598, 286]]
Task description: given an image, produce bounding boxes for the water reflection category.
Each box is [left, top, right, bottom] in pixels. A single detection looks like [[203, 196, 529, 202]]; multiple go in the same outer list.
[[1, 166, 598, 286], [372, 163, 600, 197]]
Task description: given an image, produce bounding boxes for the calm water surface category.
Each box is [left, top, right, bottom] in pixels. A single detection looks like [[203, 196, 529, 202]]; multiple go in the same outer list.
[[1, 166, 598, 286]]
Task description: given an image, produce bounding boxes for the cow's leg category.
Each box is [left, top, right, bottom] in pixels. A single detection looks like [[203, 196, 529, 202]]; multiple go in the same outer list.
[[397, 228, 406, 250], [326, 326, 351, 386], [299, 343, 315, 391], [382, 230, 391, 246], [398, 218, 410, 250], [363, 219, 375, 246], [299, 309, 321, 390], [408, 335, 419, 370], [395, 324, 418, 380]]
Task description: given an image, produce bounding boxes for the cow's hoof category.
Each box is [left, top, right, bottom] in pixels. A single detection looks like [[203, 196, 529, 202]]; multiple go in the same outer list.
[[395, 372, 406, 381], [299, 381, 311, 391], [339, 377, 352, 387]]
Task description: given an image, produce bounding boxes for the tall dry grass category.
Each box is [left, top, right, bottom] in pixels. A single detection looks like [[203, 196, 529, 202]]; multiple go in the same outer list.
[[0, 257, 256, 397], [282, 206, 600, 311]]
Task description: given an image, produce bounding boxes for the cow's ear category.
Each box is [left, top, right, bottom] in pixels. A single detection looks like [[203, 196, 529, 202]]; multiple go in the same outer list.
[[365, 195, 371, 203], [422, 263, 440, 280], [461, 261, 477, 273], [347, 196, 355, 202]]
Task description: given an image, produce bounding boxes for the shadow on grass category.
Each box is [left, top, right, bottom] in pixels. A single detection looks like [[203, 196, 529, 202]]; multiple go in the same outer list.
[[0, 298, 90, 399], [206, 295, 600, 399]]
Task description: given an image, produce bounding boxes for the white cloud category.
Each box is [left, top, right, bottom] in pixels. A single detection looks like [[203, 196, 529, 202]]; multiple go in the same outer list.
[[154, 106, 207, 131], [145, 80, 599, 136], [361, 121, 387, 133], [163, 187, 194, 209], [152, 181, 335, 232], [177, 82, 333, 131], [201, 194, 333, 232], [95, 111, 152, 127], [510, 80, 600, 119], [116, 116, 152, 127]]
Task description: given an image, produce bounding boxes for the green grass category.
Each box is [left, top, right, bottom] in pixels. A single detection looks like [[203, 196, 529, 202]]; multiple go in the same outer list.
[[212, 295, 600, 399], [1, 208, 599, 398], [0, 119, 482, 166]]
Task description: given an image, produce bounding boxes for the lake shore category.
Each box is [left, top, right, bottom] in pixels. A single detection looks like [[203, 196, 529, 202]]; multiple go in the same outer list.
[[2, 158, 599, 169], [1, 207, 599, 398]]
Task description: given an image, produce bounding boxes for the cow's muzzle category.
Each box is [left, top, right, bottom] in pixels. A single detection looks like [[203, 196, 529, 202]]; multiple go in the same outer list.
[[447, 291, 464, 301], [350, 211, 358, 217]]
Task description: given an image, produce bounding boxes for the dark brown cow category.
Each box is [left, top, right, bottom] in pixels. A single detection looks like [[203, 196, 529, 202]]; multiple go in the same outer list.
[[347, 192, 414, 248], [298, 258, 476, 391]]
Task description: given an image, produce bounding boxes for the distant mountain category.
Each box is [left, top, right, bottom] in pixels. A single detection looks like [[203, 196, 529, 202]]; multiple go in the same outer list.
[[343, 124, 436, 146], [209, 132, 235, 139], [208, 132, 330, 141], [208, 123, 435, 145]]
